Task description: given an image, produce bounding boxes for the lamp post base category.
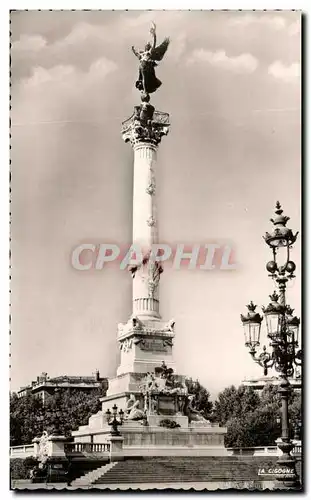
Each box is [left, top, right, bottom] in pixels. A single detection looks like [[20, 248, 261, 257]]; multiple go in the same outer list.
[[274, 440, 301, 490]]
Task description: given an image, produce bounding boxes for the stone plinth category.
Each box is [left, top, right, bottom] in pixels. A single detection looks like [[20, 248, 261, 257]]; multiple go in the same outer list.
[[109, 435, 124, 462], [48, 435, 67, 458]]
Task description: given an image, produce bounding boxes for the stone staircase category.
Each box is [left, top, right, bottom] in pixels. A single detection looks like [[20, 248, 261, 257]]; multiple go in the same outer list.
[[71, 457, 302, 487], [71, 462, 117, 487]]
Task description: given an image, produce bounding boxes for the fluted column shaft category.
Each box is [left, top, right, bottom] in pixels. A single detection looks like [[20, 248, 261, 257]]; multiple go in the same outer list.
[[121, 104, 170, 320], [132, 142, 160, 318]]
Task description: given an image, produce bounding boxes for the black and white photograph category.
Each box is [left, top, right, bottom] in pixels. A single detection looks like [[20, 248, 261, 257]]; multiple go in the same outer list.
[[9, 9, 302, 491]]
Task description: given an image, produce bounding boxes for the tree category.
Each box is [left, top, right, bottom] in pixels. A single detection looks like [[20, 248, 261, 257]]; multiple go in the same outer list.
[[214, 384, 302, 448], [10, 388, 103, 446], [10, 393, 45, 446], [289, 391, 302, 433], [213, 385, 260, 426], [225, 404, 281, 448]]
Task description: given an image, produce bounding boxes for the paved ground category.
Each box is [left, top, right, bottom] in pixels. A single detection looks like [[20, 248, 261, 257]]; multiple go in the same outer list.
[[12, 480, 276, 491]]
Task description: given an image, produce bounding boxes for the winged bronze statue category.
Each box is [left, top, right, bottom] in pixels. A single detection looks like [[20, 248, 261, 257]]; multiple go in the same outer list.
[[132, 22, 170, 96]]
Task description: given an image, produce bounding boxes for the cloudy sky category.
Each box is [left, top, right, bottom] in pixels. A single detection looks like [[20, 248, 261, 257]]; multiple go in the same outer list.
[[10, 10, 301, 396]]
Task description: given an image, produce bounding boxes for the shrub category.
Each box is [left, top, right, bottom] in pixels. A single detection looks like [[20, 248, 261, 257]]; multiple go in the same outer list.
[[10, 458, 32, 480], [24, 456, 38, 468]]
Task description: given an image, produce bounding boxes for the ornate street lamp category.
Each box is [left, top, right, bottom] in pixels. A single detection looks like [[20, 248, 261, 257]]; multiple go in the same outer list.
[[105, 404, 124, 436], [241, 301, 263, 351], [285, 306, 301, 346], [262, 291, 284, 340], [240, 202, 302, 490]]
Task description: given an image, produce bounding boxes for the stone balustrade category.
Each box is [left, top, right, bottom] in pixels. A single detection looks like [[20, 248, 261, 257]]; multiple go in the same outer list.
[[227, 444, 302, 457], [10, 444, 35, 458], [293, 443, 302, 455], [10, 441, 302, 460], [64, 442, 110, 454]]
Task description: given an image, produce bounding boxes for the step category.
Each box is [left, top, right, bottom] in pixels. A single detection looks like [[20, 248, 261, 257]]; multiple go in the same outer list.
[[71, 463, 117, 487], [72, 457, 301, 486]]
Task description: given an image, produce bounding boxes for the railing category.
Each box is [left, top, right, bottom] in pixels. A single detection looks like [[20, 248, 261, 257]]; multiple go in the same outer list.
[[10, 444, 35, 458], [121, 109, 170, 132], [228, 446, 269, 456], [64, 442, 110, 454], [228, 446, 279, 456], [293, 443, 302, 455], [227, 445, 302, 457]]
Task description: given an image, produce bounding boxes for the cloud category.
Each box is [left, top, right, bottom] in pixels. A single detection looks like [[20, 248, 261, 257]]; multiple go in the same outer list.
[[57, 21, 109, 47], [87, 57, 117, 81], [188, 49, 258, 74], [20, 57, 117, 89], [122, 10, 185, 29], [167, 33, 187, 63], [22, 65, 75, 87], [268, 61, 300, 82], [288, 19, 301, 36], [12, 34, 47, 52], [228, 14, 287, 30]]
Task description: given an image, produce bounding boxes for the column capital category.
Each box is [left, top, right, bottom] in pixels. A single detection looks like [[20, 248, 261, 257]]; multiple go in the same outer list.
[[122, 103, 170, 147]]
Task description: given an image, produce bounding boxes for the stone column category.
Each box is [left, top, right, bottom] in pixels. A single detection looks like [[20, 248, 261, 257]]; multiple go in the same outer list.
[[122, 100, 170, 320]]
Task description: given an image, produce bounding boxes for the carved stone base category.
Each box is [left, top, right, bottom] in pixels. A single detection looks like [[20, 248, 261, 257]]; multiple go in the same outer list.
[[117, 316, 176, 376]]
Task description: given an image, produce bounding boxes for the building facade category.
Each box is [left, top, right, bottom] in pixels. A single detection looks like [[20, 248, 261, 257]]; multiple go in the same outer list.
[[17, 371, 108, 403]]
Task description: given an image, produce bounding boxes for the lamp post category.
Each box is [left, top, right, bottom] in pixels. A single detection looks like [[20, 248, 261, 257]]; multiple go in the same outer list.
[[105, 404, 124, 436], [240, 202, 301, 490]]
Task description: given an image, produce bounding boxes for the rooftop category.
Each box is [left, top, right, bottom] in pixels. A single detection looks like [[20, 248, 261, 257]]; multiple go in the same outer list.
[[17, 371, 107, 395]]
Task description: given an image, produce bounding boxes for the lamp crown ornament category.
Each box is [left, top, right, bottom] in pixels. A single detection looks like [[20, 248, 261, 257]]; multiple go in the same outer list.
[[247, 301, 257, 311], [286, 310, 300, 328], [263, 201, 298, 249], [240, 301, 263, 324], [270, 291, 279, 302], [262, 291, 284, 315], [270, 200, 290, 225]]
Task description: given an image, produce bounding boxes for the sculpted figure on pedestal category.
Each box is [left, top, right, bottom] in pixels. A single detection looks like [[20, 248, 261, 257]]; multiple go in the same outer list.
[[124, 394, 145, 421], [185, 395, 210, 423], [38, 431, 49, 466]]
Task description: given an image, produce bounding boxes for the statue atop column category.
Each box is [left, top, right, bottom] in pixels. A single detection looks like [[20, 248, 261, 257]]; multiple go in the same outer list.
[[132, 22, 170, 98], [122, 23, 170, 146]]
